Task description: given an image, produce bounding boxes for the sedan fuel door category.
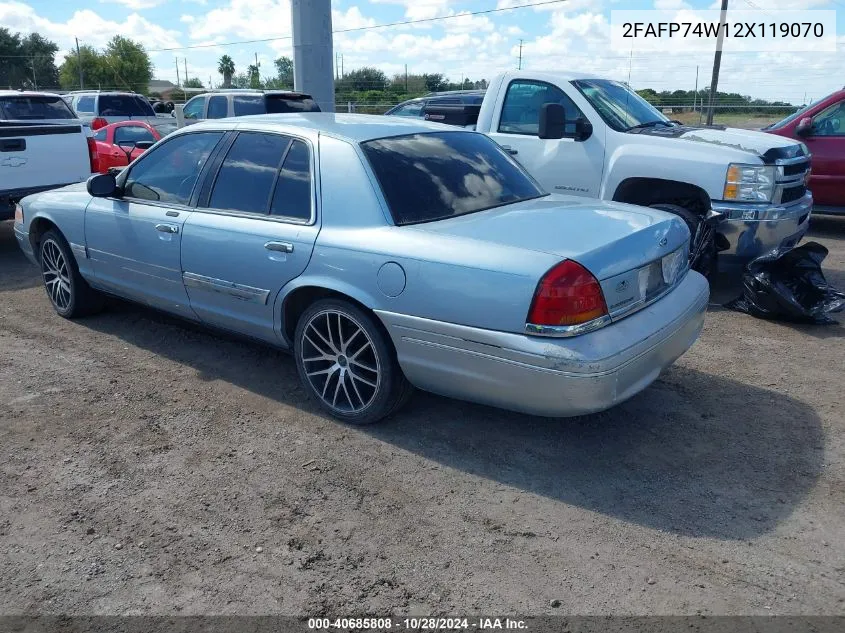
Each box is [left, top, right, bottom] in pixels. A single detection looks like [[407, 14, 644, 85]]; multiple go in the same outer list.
[[487, 79, 605, 198], [180, 131, 319, 344], [84, 131, 225, 318]]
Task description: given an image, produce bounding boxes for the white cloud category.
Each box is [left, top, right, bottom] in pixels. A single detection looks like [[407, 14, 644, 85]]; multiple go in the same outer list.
[[101, 0, 163, 9], [654, 0, 691, 9], [0, 1, 182, 55]]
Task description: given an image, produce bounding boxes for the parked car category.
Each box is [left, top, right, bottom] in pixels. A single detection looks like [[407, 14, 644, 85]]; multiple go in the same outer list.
[[92, 120, 178, 172], [63, 90, 161, 130], [421, 71, 814, 274], [14, 113, 708, 424], [180, 89, 320, 124], [385, 90, 486, 120], [763, 88, 845, 215], [0, 91, 96, 221]]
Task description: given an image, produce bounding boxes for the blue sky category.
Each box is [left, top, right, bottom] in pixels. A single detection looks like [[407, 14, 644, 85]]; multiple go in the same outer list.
[[1, 0, 842, 103]]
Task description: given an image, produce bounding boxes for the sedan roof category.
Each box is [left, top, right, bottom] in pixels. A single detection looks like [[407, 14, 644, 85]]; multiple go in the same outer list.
[[187, 112, 465, 143]]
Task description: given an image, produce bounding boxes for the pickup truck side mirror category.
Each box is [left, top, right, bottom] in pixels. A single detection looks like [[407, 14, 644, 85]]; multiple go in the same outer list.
[[574, 117, 593, 142], [795, 116, 813, 137], [538, 103, 566, 139], [87, 172, 118, 198]]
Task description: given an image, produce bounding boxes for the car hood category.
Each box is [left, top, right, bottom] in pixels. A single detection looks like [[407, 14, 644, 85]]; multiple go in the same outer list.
[[409, 195, 690, 281], [632, 124, 806, 161]]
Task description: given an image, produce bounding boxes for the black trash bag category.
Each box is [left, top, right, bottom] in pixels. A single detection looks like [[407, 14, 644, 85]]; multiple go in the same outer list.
[[726, 241, 845, 324]]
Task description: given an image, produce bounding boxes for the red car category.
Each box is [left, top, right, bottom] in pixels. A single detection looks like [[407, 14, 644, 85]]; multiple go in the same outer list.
[[764, 88, 845, 215], [92, 120, 178, 172]]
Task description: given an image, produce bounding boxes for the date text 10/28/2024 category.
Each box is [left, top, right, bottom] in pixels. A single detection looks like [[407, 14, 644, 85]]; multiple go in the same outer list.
[[308, 617, 528, 630]]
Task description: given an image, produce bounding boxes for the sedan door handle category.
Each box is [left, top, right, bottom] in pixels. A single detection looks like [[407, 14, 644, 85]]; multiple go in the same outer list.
[[265, 241, 294, 254], [155, 223, 179, 234], [500, 145, 518, 155]]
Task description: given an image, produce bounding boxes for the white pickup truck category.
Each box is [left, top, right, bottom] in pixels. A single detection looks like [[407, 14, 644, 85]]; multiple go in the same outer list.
[[431, 71, 813, 273], [0, 91, 94, 221]]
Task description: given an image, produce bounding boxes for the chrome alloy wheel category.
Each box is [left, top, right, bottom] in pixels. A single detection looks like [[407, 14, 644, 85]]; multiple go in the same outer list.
[[41, 239, 72, 312], [299, 309, 381, 414]]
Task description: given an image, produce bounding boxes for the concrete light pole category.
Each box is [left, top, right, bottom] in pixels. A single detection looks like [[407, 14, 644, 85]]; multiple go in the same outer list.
[[291, 0, 335, 112]]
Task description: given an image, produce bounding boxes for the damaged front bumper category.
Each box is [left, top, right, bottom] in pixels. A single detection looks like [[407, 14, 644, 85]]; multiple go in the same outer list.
[[711, 192, 812, 269]]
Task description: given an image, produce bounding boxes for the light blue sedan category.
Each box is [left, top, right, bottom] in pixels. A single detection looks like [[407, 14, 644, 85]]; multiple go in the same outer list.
[[14, 113, 709, 424]]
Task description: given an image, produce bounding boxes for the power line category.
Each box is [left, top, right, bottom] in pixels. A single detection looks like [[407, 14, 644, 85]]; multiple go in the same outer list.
[[144, 0, 572, 53]]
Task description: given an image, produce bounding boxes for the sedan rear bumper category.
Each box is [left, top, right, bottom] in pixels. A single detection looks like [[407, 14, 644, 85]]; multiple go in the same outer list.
[[376, 271, 709, 418]]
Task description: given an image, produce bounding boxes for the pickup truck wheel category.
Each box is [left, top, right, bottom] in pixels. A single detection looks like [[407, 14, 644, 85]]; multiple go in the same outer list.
[[649, 203, 716, 278], [294, 299, 413, 425], [39, 229, 103, 318]]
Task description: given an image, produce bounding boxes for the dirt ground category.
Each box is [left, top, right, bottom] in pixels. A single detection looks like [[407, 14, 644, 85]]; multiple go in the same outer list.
[[1, 216, 844, 617]]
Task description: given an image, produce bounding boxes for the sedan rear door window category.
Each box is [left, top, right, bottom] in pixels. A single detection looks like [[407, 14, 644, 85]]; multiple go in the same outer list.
[[361, 131, 546, 225], [270, 139, 312, 220], [123, 132, 223, 205], [209, 132, 291, 214]]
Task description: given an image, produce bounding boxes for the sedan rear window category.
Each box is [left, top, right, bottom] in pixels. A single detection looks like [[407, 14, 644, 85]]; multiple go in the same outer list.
[[0, 96, 76, 120], [98, 95, 155, 117], [361, 132, 546, 225]]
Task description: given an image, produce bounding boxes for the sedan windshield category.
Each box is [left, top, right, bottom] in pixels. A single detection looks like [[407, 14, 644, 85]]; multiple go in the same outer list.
[[361, 132, 546, 225], [573, 79, 670, 132]]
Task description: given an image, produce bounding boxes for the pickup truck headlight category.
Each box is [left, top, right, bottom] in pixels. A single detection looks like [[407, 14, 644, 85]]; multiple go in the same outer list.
[[723, 164, 775, 203]]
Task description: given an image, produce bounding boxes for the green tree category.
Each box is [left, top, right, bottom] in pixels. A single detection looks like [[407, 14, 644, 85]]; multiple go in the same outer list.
[[423, 73, 446, 92], [247, 63, 261, 89], [341, 67, 387, 92], [102, 36, 152, 91], [59, 44, 107, 90], [183, 77, 204, 88], [0, 28, 59, 90], [231, 72, 250, 89], [274, 56, 293, 88], [217, 54, 235, 88]]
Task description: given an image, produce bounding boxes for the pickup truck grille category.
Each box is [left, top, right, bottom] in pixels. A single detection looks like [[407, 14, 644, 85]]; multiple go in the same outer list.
[[781, 185, 807, 204], [775, 157, 810, 205]]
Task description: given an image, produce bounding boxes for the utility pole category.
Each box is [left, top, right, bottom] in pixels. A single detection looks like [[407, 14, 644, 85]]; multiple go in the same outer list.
[[518, 39, 523, 70], [184, 58, 188, 85], [175, 57, 181, 88], [30, 55, 37, 90], [340, 54, 344, 78], [693, 64, 699, 115], [706, 0, 729, 126], [404, 64, 408, 91], [75, 38, 84, 89], [291, 0, 335, 112]]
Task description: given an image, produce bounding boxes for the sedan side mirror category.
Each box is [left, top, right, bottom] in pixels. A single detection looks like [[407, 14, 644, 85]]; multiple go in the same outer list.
[[795, 116, 813, 136], [574, 117, 594, 142], [87, 172, 118, 198], [135, 141, 154, 150], [538, 103, 566, 139]]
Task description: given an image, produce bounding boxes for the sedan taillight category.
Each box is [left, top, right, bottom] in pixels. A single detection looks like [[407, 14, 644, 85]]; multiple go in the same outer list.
[[527, 260, 608, 328], [91, 117, 108, 130], [87, 137, 100, 173]]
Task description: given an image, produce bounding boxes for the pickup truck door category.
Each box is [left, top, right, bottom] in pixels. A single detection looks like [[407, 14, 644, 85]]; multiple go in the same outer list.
[[84, 131, 226, 318], [180, 131, 319, 345], [802, 100, 845, 208], [486, 79, 605, 198]]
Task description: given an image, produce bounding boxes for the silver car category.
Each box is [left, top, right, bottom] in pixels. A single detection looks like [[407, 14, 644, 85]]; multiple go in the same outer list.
[[14, 113, 709, 424]]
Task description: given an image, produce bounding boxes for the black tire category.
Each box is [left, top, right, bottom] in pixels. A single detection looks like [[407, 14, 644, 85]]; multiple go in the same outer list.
[[650, 202, 717, 278], [38, 229, 103, 318], [294, 298, 413, 425]]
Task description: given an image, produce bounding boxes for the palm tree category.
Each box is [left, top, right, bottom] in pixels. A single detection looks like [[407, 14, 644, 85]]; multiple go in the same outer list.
[[217, 55, 235, 88]]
